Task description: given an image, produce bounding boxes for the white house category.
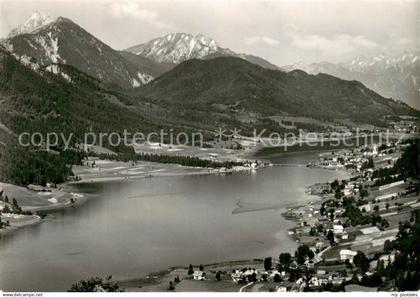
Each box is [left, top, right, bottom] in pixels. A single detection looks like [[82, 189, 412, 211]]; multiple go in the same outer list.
[[340, 232, 349, 240], [379, 253, 395, 267], [317, 270, 326, 275], [340, 249, 358, 263], [315, 241, 326, 250], [231, 268, 257, 283], [343, 188, 352, 196], [276, 286, 287, 292], [231, 270, 242, 282], [375, 193, 397, 202], [306, 277, 319, 287], [333, 225, 344, 234], [269, 270, 281, 279], [193, 271, 206, 280], [243, 268, 257, 277], [358, 204, 372, 212]]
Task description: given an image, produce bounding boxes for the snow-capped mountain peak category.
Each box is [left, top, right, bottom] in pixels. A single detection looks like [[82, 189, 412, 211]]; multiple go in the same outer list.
[[283, 51, 420, 109], [125, 32, 279, 69], [7, 11, 55, 38], [125, 33, 228, 64], [2, 15, 172, 89]]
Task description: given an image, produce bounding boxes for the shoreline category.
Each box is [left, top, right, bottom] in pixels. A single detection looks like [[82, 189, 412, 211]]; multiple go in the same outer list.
[[112, 151, 352, 291], [0, 182, 92, 236], [114, 177, 348, 292], [0, 155, 263, 237], [0, 148, 350, 292]]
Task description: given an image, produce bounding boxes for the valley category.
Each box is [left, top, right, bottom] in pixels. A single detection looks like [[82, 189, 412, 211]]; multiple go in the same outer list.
[[0, 7, 419, 293]]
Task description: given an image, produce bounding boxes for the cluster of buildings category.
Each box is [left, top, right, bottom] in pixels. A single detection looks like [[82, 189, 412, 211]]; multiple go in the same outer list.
[[282, 139, 419, 291], [308, 141, 410, 174], [388, 118, 418, 134], [185, 131, 418, 292]]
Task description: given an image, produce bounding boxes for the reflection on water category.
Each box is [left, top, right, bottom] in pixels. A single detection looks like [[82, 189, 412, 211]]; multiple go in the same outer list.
[[0, 153, 348, 291]]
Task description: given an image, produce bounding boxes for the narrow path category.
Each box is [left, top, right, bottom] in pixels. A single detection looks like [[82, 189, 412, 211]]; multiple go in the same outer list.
[[317, 245, 331, 258], [239, 281, 255, 292]]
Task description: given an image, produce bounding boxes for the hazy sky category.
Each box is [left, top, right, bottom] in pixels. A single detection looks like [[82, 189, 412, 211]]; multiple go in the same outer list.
[[1, 0, 418, 65]]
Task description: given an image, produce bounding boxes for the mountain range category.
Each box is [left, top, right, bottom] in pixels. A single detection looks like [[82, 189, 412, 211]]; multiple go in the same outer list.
[[0, 12, 419, 185], [1, 13, 169, 88], [0, 11, 417, 132], [3, 12, 418, 110], [1, 12, 278, 90], [125, 32, 279, 70], [283, 52, 420, 109], [0, 12, 417, 124], [139, 57, 416, 127]]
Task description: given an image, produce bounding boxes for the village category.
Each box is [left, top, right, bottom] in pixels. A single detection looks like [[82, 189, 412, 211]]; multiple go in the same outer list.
[[281, 141, 419, 291], [118, 135, 419, 293], [1, 119, 418, 292]]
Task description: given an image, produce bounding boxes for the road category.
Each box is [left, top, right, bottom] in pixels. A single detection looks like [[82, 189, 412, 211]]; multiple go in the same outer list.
[[239, 281, 255, 292]]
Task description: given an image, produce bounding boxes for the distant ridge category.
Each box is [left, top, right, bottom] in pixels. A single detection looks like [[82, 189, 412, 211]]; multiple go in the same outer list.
[[283, 51, 420, 109], [125, 32, 279, 70], [139, 56, 418, 126]]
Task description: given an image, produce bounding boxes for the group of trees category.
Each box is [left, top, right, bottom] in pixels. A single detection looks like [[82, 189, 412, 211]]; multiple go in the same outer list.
[[278, 253, 292, 271], [330, 179, 348, 200], [376, 209, 420, 290], [187, 264, 204, 275], [264, 257, 272, 271], [359, 185, 369, 199], [0, 216, 5, 229], [372, 139, 419, 187], [295, 245, 315, 265], [0, 193, 10, 228], [309, 224, 325, 237], [168, 275, 181, 290], [353, 251, 369, 272], [394, 139, 420, 179], [68, 276, 122, 292], [254, 245, 316, 287], [340, 209, 420, 291], [93, 150, 243, 170], [278, 248, 319, 289], [0, 190, 38, 218], [3, 147, 85, 186], [343, 202, 389, 228], [361, 157, 375, 170], [0, 49, 198, 186], [0, 191, 22, 215], [3, 140, 245, 186], [10, 198, 22, 214]]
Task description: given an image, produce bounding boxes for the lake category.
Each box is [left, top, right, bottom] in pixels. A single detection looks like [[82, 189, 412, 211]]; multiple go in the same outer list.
[[0, 152, 348, 291]]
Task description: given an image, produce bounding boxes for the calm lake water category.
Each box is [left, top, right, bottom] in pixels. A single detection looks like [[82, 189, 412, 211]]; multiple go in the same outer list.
[[0, 152, 348, 291]]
